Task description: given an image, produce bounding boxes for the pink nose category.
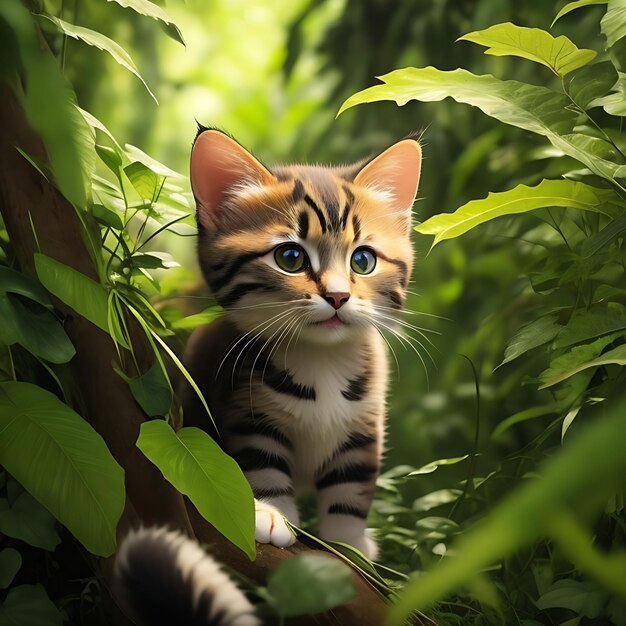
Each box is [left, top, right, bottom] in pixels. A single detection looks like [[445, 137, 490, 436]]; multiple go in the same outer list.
[[324, 292, 350, 310]]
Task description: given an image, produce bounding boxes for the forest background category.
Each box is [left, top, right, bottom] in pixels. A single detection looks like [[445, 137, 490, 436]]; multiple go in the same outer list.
[[1, 0, 626, 625]]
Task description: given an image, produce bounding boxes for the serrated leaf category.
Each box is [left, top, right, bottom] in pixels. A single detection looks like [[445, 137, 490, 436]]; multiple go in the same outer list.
[[0, 584, 63, 625], [129, 362, 172, 417], [106, 0, 184, 46], [415, 180, 618, 247], [555, 304, 626, 347], [338, 67, 625, 181], [459, 22, 596, 76], [407, 455, 469, 476], [34, 253, 110, 335], [552, 0, 608, 26], [601, 0, 626, 47], [136, 421, 255, 559], [38, 14, 157, 103], [501, 315, 561, 366], [0, 382, 125, 556], [539, 335, 626, 388], [0, 491, 61, 551], [267, 554, 357, 617], [0, 548, 21, 589]]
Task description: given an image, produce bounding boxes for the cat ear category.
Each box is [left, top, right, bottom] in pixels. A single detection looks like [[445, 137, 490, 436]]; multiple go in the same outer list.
[[190, 129, 276, 228], [353, 139, 422, 215]]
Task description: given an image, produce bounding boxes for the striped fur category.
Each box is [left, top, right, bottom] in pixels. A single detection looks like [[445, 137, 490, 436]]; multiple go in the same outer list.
[[115, 528, 259, 626], [183, 130, 421, 559]]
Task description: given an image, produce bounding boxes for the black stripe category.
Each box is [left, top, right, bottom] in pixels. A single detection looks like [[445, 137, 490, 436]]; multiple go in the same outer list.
[[336, 432, 376, 455], [255, 486, 294, 500], [264, 360, 316, 400], [232, 415, 293, 449], [340, 203, 351, 231], [297, 211, 309, 240], [327, 503, 368, 519], [305, 195, 327, 234], [325, 195, 341, 232], [219, 282, 268, 307], [341, 373, 369, 401], [343, 185, 354, 205], [352, 213, 361, 241], [235, 447, 292, 477], [316, 463, 378, 490], [292, 179, 305, 202], [209, 248, 273, 292], [377, 289, 403, 309], [389, 258, 408, 287]]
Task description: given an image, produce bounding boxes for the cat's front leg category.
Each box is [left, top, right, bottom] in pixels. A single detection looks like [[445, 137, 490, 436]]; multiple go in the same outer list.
[[315, 431, 380, 560]]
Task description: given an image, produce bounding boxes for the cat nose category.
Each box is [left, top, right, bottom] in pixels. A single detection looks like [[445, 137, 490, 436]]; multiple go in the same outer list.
[[323, 292, 350, 310]]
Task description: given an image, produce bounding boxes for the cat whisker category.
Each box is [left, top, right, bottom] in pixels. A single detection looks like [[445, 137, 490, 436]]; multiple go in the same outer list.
[[370, 320, 400, 378], [372, 311, 441, 347], [226, 298, 310, 312]]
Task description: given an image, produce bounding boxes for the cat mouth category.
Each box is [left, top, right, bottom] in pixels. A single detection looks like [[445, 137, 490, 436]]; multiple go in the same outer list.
[[314, 314, 345, 329]]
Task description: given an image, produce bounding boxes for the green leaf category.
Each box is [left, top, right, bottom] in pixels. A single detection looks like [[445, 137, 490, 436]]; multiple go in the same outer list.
[[552, 0, 608, 26], [540, 342, 626, 388], [124, 161, 160, 201], [92, 203, 123, 230], [38, 15, 157, 103], [536, 579, 608, 618], [459, 22, 596, 76], [106, 0, 185, 46], [589, 72, 626, 115], [601, 0, 626, 47], [129, 362, 172, 417], [136, 421, 255, 559], [413, 489, 462, 512], [267, 554, 357, 617], [565, 61, 618, 110], [338, 67, 625, 181], [0, 491, 61, 551], [386, 399, 626, 623], [581, 210, 626, 257], [0, 0, 92, 208], [0, 265, 50, 306], [492, 404, 562, 439], [501, 315, 561, 366], [34, 253, 110, 335], [415, 180, 618, 247], [407, 455, 469, 476], [0, 585, 63, 625], [0, 548, 21, 589], [0, 382, 125, 556], [124, 144, 184, 179], [0, 294, 76, 364], [555, 304, 626, 347]]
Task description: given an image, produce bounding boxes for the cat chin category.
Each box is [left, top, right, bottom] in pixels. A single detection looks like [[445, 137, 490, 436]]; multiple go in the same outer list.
[[297, 320, 362, 345]]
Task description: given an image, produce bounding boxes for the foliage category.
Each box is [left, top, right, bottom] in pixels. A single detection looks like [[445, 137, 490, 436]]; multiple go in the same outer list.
[[0, 0, 625, 625]]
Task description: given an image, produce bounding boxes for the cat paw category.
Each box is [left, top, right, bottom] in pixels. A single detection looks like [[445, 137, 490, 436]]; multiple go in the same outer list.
[[255, 501, 295, 548]]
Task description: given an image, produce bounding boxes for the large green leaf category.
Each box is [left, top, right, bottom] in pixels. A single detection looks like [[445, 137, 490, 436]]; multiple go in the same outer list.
[[564, 61, 618, 110], [555, 304, 626, 347], [386, 398, 626, 624], [501, 315, 561, 366], [338, 67, 626, 181], [0, 382, 125, 556], [589, 72, 626, 116], [459, 22, 596, 76], [128, 362, 172, 417], [136, 421, 255, 559], [1, 0, 93, 208], [540, 342, 626, 388], [39, 15, 157, 103], [601, 0, 626, 47], [106, 0, 185, 46], [552, 0, 608, 26], [0, 491, 61, 551], [0, 585, 63, 626], [267, 554, 357, 617], [415, 180, 618, 247], [34, 253, 110, 335]]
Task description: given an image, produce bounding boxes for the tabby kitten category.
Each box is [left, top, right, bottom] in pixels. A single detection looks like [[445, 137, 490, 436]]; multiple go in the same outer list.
[[182, 128, 421, 559]]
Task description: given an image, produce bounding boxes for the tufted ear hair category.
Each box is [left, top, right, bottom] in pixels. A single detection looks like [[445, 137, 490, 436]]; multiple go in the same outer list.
[[190, 129, 276, 228], [353, 139, 422, 215]]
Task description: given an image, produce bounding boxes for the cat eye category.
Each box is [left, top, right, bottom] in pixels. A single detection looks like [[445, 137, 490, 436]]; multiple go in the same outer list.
[[351, 247, 377, 275], [274, 243, 308, 273]]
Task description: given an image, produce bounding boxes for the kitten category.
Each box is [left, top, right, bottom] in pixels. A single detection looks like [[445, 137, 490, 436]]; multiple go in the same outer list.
[[182, 128, 421, 559]]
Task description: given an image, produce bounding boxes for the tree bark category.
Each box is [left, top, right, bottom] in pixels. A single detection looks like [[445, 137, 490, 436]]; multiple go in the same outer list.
[[0, 85, 392, 625]]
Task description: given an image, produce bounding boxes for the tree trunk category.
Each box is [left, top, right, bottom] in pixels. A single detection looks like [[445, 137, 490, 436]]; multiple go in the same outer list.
[[0, 85, 390, 625]]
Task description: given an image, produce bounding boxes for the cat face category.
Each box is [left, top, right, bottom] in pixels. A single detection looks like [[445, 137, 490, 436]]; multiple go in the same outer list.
[[190, 129, 421, 346]]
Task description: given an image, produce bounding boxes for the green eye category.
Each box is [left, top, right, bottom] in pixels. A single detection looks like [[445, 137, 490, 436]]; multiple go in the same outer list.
[[351, 248, 376, 275], [274, 244, 308, 273]]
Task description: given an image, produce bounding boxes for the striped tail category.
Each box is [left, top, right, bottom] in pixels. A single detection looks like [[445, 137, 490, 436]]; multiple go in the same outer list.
[[114, 527, 259, 626]]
